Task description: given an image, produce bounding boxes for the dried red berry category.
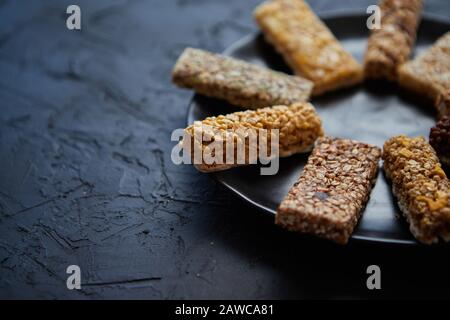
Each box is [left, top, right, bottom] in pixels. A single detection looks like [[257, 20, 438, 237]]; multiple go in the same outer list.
[[430, 116, 450, 166]]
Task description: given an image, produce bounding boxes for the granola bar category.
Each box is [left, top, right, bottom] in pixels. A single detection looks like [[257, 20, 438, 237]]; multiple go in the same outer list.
[[276, 137, 382, 244], [254, 0, 363, 96], [182, 102, 323, 172], [383, 135, 450, 244], [172, 48, 313, 109], [398, 32, 450, 115], [364, 0, 423, 81]]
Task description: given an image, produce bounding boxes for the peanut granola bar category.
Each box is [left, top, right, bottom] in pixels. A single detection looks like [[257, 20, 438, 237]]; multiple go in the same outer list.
[[398, 32, 450, 116], [364, 0, 423, 81], [182, 102, 323, 172], [276, 137, 382, 244], [383, 135, 450, 244], [254, 0, 363, 96], [172, 48, 313, 109]]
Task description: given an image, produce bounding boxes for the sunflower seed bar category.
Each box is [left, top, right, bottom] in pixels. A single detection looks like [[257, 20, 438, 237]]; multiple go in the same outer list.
[[183, 102, 323, 172], [364, 0, 423, 81], [383, 135, 450, 244], [398, 32, 450, 115], [276, 137, 382, 244], [172, 48, 313, 109], [254, 0, 363, 96]]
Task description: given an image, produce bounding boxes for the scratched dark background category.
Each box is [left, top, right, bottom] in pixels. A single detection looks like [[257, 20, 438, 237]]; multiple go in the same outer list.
[[0, 0, 449, 299]]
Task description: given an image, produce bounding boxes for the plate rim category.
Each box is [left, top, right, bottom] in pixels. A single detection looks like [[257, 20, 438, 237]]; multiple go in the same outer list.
[[186, 11, 450, 246]]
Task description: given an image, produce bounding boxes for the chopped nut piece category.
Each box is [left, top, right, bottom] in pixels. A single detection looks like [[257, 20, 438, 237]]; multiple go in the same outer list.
[[399, 148, 413, 158], [398, 32, 450, 117], [276, 137, 382, 244], [254, 0, 363, 96], [183, 102, 323, 172], [364, 0, 423, 81], [172, 48, 313, 109], [416, 192, 448, 211], [383, 135, 450, 244]]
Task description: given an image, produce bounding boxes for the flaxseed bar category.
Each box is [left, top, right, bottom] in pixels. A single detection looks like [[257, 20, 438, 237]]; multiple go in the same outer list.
[[172, 48, 313, 109], [254, 0, 363, 96], [183, 102, 323, 172], [398, 32, 450, 117], [364, 0, 422, 81], [276, 137, 382, 244], [383, 135, 450, 244]]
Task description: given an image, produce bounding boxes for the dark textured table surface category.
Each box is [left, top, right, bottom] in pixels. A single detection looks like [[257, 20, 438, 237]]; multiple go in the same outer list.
[[0, 0, 449, 299]]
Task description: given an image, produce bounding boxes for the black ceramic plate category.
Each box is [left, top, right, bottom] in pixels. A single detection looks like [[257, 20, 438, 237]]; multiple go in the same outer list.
[[187, 12, 450, 245]]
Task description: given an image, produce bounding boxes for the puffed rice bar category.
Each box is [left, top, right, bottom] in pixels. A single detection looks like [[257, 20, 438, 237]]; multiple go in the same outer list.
[[172, 48, 313, 109], [183, 102, 323, 172], [254, 0, 363, 96], [276, 137, 382, 244], [383, 135, 450, 244], [364, 0, 422, 81], [398, 32, 450, 117]]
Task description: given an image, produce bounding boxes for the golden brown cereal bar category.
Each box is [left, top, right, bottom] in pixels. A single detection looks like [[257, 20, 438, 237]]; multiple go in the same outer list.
[[182, 102, 323, 172], [398, 32, 450, 116], [383, 135, 450, 244], [172, 48, 313, 109], [254, 0, 363, 96], [364, 0, 423, 81], [276, 137, 382, 244]]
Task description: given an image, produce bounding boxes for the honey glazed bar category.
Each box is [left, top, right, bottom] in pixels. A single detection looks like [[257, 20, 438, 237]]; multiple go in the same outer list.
[[172, 48, 313, 109], [276, 137, 382, 244], [254, 0, 363, 95]]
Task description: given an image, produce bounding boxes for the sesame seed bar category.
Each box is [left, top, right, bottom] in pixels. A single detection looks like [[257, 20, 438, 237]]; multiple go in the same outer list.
[[383, 135, 450, 244], [183, 102, 323, 172], [398, 32, 450, 116], [172, 48, 313, 109], [364, 0, 423, 81], [276, 137, 382, 244], [254, 0, 363, 96]]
